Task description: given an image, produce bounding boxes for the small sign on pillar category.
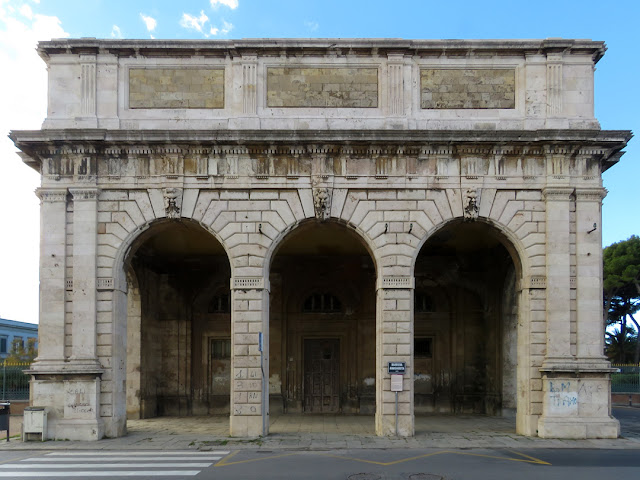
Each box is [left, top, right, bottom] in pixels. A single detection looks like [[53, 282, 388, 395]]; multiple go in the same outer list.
[[391, 374, 404, 392]]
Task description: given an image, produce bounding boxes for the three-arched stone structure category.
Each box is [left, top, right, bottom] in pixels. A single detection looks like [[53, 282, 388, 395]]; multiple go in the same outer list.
[[10, 38, 630, 440]]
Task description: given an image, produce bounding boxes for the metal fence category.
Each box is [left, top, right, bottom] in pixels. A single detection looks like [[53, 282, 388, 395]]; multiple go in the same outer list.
[[0, 362, 32, 401], [611, 364, 640, 393]]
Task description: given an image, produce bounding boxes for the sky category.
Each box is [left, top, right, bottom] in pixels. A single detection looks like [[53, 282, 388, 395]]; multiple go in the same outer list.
[[0, 0, 638, 324]]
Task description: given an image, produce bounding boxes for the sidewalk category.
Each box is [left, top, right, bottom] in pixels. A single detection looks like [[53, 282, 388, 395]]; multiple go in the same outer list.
[[1, 412, 639, 451]]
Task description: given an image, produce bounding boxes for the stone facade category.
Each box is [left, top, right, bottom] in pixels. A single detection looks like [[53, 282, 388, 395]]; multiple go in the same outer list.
[[10, 39, 631, 441]]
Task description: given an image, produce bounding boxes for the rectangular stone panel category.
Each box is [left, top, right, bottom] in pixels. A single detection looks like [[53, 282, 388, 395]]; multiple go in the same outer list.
[[129, 68, 224, 109], [420, 68, 515, 109], [267, 67, 378, 108]]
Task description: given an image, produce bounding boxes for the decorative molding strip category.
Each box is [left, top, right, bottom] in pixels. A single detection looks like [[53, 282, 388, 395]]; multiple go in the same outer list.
[[80, 58, 96, 116], [97, 277, 114, 290], [69, 188, 100, 201], [570, 277, 576, 289], [575, 188, 606, 202], [379, 276, 415, 289], [36, 188, 67, 203], [542, 187, 574, 201], [232, 277, 267, 290], [528, 275, 547, 289]]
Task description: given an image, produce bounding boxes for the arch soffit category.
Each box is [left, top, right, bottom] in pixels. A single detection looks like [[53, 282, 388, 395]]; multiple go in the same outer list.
[[411, 217, 529, 282], [262, 217, 379, 280], [111, 217, 232, 292]]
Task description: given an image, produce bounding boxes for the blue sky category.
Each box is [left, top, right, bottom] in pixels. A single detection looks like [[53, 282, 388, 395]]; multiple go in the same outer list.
[[0, 0, 638, 323]]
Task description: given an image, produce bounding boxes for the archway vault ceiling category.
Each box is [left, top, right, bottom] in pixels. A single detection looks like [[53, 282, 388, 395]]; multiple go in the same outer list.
[[274, 222, 370, 257]]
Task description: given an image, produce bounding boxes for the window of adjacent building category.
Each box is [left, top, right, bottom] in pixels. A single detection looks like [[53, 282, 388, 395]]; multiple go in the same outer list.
[[0, 336, 6, 354], [208, 293, 230, 313], [415, 337, 433, 358], [14, 336, 24, 350], [211, 338, 231, 360], [303, 293, 342, 313], [414, 291, 435, 312]]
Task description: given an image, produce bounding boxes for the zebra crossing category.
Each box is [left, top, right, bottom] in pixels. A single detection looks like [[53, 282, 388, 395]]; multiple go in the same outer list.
[[0, 450, 230, 477]]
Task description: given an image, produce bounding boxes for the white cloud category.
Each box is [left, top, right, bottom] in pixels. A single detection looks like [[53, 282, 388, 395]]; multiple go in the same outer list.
[[210, 0, 238, 9], [180, 10, 209, 34], [140, 13, 156, 32], [305, 20, 319, 32], [0, 4, 69, 324], [211, 19, 233, 36], [19, 4, 32, 19], [111, 24, 122, 38]]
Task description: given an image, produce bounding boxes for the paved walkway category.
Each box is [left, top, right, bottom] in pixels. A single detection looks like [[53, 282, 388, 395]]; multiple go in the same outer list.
[[1, 409, 639, 451]]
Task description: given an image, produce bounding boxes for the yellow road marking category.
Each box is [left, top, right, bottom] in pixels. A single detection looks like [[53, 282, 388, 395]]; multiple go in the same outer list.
[[214, 449, 550, 468], [215, 450, 299, 467], [508, 449, 552, 465]]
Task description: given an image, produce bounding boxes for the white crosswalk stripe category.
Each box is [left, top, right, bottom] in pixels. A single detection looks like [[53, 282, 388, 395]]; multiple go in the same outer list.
[[0, 450, 231, 478]]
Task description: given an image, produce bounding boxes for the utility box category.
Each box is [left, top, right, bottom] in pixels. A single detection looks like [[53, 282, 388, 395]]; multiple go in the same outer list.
[[0, 403, 9, 441], [22, 407, 46, 442]]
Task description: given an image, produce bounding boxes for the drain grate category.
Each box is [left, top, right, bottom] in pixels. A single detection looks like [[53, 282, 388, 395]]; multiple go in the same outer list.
[[409, 474, 446, 480], [347, 474, 382, 480]]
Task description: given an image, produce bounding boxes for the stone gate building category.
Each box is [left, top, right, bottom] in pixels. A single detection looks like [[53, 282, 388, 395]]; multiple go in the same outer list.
[[10, 39, 631, 441]]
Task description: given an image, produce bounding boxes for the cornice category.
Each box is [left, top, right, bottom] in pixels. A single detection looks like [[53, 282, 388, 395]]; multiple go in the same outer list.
[[10, 129, 630, 173], [36, 38, 608, 64]]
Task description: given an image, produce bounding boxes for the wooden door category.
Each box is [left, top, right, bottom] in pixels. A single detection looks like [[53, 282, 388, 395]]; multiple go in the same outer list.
[[303, 339, 340, 413]]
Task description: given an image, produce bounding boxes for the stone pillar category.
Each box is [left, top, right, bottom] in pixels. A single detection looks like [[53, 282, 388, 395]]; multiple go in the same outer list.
[[33, 188, 68, 366], [69, 188, 101, 366], [538, 186, 619, 438], [541, 187, 574, 365], [230, 276, 269, 437], [575, 188, 607, 362], [375, 276, 414, 437]]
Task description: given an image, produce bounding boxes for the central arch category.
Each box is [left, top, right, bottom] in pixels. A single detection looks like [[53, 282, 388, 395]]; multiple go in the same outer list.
[[267, 220, 377, 419]]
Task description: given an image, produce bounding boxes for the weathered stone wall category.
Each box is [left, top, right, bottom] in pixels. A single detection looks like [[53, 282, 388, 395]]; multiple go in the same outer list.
[[129, 68, 224, 109], [267, 67, 378, 108], [13, 38, 629, 442], [420, 69, 515, 109]]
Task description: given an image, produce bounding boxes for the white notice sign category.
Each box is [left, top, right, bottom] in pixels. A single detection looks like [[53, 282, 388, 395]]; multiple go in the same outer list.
[[391, 374, 403, 392]]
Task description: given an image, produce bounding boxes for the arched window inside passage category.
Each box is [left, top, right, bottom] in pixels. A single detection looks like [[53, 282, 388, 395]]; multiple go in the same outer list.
[[303, 293, 342, 313]]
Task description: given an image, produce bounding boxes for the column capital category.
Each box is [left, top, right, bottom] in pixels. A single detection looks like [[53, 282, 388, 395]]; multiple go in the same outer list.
[[377, 276, 415, 290], [575, 188, 607, 202], [35, 188, 67, 203], [69, 187, 100, 201], [542, 187, 573, 201]]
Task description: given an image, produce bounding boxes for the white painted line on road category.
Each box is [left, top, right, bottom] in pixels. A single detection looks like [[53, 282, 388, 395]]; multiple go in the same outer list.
[[26, 456, 222, 462], [0, 471, 201, 477], [2, 463, 213, 468], [46, 451, 229, 456]]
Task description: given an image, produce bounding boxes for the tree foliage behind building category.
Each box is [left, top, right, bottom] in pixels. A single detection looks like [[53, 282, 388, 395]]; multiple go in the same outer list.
[[604, 235, 640, 363]]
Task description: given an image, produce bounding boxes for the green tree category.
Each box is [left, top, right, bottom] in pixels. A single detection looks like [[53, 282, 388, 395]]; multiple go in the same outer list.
[[604, 235, 640, 363], [4, 337, 37, 363]]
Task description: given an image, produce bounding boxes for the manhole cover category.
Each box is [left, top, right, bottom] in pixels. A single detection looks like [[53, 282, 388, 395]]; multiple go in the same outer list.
[[409, 475, 445, 480], [347, 474, 382, 480]]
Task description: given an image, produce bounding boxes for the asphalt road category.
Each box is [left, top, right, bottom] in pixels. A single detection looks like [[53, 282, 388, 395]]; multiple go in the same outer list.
[[0, 447, 638, 479], [0, 407, 636, 479]]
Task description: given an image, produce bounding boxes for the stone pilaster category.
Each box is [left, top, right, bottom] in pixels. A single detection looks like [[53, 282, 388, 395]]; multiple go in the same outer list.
[[575, 188, 608, 362], [229, 276, 269, 437], [33, 188, 68, 366], [69, 188, 101, 367], [375, 276, 414, 437], [541, 187, 574, 366]]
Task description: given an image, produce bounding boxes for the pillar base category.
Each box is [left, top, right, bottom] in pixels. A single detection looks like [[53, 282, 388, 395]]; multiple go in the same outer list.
[[229, 414, 267, 437], [538, 416, 620, 439], [51, 419, 105, 441], [538, 367, 618, 439]]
